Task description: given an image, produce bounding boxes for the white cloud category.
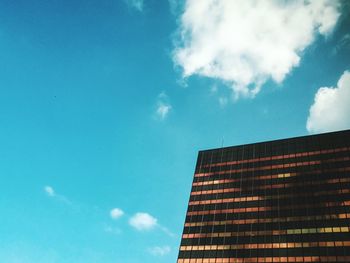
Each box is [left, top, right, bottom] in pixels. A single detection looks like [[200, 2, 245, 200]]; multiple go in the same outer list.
[[306, 70, 350, 133], [173, 0, 340, 98], [156, 92, 172, 120], [124, 0, 144, 12], [44, 186, 55, 197], [129, 212, 157, 231], [110, 208, 124, 220], [157, 103, 171, 119], [148, 246, 171, 256], [43, 185, 72, 205]]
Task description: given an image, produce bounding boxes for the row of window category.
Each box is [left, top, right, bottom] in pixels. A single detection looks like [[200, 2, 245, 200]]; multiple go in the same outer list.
[[198, 148, 350, 169], [185, 213, 350, 227], [192, 170, 349, 188], [178, 246, 350, 258], [198, 147, 349, 166], [189, 189, 350, 206], [198, 150, 350, 174], [193, 165, 350, 183], [178, 255, 350, 262], [188, 197, 350, 212], [187, 201, 350, 216], [189, 183, 350, 202], [193, 173, 299, 186], [195, 159, 350, 179], [184, 221, 350, 234], [180, 241, 350, 251], [199, 159, 350, 176], [180, 233, 350, 246], [192, 179, 350, 194], [191, 183, 349, 198], [191, 183, 350, 198], [182, 227, 350, 239], [186, 207, 350, 222]]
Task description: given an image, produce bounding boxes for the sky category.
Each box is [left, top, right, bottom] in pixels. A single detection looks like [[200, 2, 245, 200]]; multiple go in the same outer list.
[[0, 0, 349, 262]]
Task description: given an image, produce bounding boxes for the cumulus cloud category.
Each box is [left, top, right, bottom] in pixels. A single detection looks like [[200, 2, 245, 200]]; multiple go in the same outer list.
[[306, 70, 350, 133], [173, 0, 340, 98], [44, 186, 55, 197], [129, 212, 157, 231], [156, 92, 172, 120], [148, 246, 171, 256], [124, 0, 144, 12], [110, 208, 124, 220]]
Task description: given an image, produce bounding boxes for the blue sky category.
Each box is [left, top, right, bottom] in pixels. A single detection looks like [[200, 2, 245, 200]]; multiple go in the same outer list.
[[0, 0, 349, 262]]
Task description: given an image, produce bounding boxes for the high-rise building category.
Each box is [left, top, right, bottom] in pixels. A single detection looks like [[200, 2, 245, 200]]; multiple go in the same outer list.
[[177, 130, 350, 262]]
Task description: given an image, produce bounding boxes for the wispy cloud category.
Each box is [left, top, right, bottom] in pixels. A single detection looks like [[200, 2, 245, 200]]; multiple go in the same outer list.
[[218, 97, 228, 108], [157, 103, 171, 120], [129, 212, 157, 231], [110, 208, 124, 220], [210, 85, 218, 94], [332, 33, 350, 55], [155, 92, 172, 120], [173, 0, 341, 99], [44, 185, 55, 197], [159, 225, 176, 237], [43, 185, 71, 205], [168, 0, 184, 16], [306, 70, 350, 133], [147, 246, 171, 256], [124, 0, 144, 12], [104, 225, 122, 235]]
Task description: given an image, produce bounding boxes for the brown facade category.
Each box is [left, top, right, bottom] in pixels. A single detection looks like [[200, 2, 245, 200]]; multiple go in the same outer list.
[[178, 130, 350, 262]]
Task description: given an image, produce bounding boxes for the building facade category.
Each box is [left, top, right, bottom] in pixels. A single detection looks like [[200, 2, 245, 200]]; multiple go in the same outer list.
[[178, 130, 350, 262]]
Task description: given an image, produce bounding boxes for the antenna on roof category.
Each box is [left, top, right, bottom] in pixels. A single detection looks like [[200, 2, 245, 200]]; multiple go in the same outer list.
[[221, 136, 224, 148]]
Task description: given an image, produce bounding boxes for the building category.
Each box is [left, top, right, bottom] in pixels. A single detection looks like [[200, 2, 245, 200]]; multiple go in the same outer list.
[[178, 130, 350, 262]]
